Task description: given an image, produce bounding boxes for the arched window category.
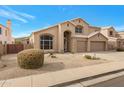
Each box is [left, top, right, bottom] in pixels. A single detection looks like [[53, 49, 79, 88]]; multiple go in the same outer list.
[[75, 26, 83, 33], [40, 35, 53, 49]]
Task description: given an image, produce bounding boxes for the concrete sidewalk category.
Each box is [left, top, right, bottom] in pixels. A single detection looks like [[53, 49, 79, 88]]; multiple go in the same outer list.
[[1, 61, 124, 87]]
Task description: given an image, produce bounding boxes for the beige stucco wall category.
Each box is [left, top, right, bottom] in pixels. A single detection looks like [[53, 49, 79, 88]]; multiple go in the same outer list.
[[118, 32, 124, 39], [33, 26, 59, 52], [117, 39, 124, 49], [101, 29, 108, 37], [101, 27, 117, 38], [89, 34, 107, 41], [0, 44, 4, 54], [0, 24, 14, 44], [101, 27, 118, 50], [71, 19, 100, 35]]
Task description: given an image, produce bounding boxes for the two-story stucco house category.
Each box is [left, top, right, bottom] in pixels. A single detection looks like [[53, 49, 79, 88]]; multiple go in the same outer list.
[[0, 20, 14, 44], [29, 18, 108, 53]]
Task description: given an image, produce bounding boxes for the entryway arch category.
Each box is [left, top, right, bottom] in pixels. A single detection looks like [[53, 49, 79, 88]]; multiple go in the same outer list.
[[64, 31, 71, 52]]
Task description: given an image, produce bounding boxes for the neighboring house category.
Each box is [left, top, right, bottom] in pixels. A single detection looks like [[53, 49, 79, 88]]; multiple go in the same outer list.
[[116, 31, 124, 49], [100, 26, 118, 50], [100, 27, 124, 50], [0, 20, 14, 44], [29, 18, 108, 53], [15, 37, 30, 45]]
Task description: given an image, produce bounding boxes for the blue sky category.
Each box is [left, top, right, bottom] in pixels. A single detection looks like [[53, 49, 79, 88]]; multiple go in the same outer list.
[[0, 5, 124, 38]]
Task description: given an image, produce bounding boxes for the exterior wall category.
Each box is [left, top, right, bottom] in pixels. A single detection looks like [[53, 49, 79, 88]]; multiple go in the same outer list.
[[101, 27, 118, 50], [101, 28, 117, 38], [108, 38, 117, 50], [0, 44, 6, 55], [0, 44, 4, 55], [0, 25, 8, 44], [0, 21, 14, 44], [108, 28, 117, 37], [101, 29, 108, 37], [60, 22, 75, 52], [118, 32, 124, 39], [117, 39, 124, 49], [71, 19, 100, 35], [33, 26, 59, 52], [117, 32, 124, 49], [89, 27, 100, 34]]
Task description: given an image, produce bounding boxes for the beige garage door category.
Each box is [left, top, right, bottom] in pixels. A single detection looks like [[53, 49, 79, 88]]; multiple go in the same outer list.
[[77, 41, 87, 52], [90, 41, 105, 52]]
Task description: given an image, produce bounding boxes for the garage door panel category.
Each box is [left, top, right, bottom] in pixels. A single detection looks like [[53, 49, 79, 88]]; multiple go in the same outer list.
[[91, 41, 105, 52], [77, 41, 87, 52]]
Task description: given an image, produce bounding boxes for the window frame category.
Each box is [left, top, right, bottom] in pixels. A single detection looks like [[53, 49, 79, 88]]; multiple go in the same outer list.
[[75, 26, 83, 33], [40, 35, 53, 50], [109, 31, 113, 36]]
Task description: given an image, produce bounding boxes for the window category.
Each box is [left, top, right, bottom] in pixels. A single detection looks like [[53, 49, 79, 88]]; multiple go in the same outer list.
[[67, 24, 69, 27], [110, 31, 113, 36], [0, 28, 2, 35], [40, 35, 53, 49], [75, 26, 83, 33], [27, 40, 29, 44]]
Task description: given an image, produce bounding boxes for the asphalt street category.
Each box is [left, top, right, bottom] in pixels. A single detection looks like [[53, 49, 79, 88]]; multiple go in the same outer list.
[[91, 75, 124, 87]]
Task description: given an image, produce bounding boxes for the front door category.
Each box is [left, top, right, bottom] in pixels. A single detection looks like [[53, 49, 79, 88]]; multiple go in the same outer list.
[[64, 31, 71, 52], [64, 37, 68, 52]]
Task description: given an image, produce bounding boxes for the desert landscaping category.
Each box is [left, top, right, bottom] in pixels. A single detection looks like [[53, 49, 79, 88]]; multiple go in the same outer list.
[[0, 52, 110, 80]]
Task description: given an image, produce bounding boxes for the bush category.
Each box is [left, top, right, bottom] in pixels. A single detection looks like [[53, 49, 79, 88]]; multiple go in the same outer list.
[[48, 52, 57, 58], [84, 54, 100, 60], [84, 55, 92, 59], [116, 48, 124, 51], [17, 49, 44, 69]]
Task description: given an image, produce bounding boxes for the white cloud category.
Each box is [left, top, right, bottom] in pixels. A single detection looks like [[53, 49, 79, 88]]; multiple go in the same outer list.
[[0, 5, 35, 23], [115, 25, 124, 31]]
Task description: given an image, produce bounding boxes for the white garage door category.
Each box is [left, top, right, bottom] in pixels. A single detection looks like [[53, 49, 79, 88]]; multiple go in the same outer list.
[[77, 41, 87, 52], [91, 41, 105, 52]]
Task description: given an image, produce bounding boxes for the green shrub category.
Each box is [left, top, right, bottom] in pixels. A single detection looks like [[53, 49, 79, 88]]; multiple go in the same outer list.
[[92, 56, 100, 60], [17, 49, 44, 69], [116, 48, 124, 51], [84, 55, 92, 59], [48, 52, 57, 58], [84, 54, 100, 60]]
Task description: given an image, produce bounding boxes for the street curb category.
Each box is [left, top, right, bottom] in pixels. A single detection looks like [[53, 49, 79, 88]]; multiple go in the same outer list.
[[52, 68, 124, 87], [81, 71, 124, 87]]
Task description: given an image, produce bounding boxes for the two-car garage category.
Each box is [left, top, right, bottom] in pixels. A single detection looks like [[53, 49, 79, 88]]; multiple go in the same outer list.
[[76, 32, 108, 52]]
